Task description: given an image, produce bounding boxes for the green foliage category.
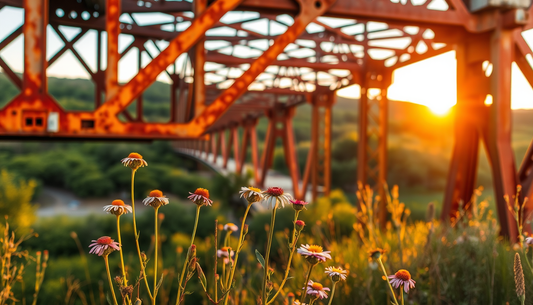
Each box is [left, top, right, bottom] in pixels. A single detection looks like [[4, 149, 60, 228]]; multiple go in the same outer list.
[[0, 142, 212, 199], [0, 170, 37, 228]]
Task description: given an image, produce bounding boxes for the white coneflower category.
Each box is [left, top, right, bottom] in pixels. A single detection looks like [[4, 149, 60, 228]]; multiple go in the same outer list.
[[325, 266, 348, 282], [262, 187, 292, 209], [388, 269, 416, 293], [305, 280, 330, 299], [239, 186, 263, 203], [216, 246, 235, 264], [121, 152, 148, 170], [103, 199, 132, 216], [297, 244, 332, 263], [142, 190, 169, 209], [525, 236, 533, 247], [223, 223, 238, 232], [188, 188, 213, 206], [89, 236, 120, 257]]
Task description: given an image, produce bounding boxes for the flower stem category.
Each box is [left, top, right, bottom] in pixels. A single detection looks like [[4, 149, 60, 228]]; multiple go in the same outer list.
[[224, 202, 254, 305], [116, 216, 128, 287], [378, 258, 399, 305], [266, 210, 301, 304], [261, 202, 278, 304], [104, 256, 119, 305], [153, 207, 160, 304], [130, 169, 153, 301], [175, 205, 201, 305], [401, 286, 404, 305], [301, 263, 316, 303], [327, 282, 337, 305]]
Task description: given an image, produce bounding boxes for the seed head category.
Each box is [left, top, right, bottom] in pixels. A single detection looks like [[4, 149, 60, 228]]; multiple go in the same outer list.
[[514, 253, 526, 301]]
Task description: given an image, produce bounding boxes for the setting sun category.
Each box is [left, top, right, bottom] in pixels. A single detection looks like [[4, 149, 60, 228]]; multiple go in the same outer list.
[[337, 50, 533, 111]]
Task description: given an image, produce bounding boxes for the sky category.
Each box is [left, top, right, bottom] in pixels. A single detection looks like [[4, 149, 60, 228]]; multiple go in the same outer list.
[[1, 6, 532, 113]]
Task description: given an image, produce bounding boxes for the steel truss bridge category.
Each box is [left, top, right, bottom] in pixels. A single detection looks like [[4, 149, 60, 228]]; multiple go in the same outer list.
[[1, 0, 533, 239]]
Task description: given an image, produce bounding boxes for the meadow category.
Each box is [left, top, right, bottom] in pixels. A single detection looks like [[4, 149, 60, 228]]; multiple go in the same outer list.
[[1, 157, 532, 305]]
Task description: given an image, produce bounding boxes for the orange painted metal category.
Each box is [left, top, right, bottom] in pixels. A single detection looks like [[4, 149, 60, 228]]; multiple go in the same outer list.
[[105, 0, 120, 100]]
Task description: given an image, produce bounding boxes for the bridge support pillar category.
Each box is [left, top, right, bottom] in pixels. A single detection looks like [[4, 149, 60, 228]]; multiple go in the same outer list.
[[357, 70, 391, 227], [443, 29, 519, 240]]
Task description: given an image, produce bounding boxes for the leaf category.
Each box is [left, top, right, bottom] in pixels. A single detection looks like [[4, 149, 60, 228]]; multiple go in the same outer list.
[[154, 273, 165, 296], [184, 291, 194, 295], [255, 249, 265, 269], [105, 293, 113, 305], [197, 262, 208, 291]]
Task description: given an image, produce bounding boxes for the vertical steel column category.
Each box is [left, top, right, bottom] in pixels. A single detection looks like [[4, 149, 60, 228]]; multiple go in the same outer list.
[[281, 107, 302, 199], [442, 41, 486, 222], [377, 83, 389, 225], [137, 49, 144, 122], [193, 0, 206, 116], [357, 76, 369, 184], [310, 96, 320, 200], [106, 0, 120, 100], [357, 71, 390, 226], [23, 0, 48, 94], [485, 27, 518, 239], [223, 129, 231, 169], [231, 125, 240, 170], [324, 93, 334, 196], [95, 30, 102, 108]]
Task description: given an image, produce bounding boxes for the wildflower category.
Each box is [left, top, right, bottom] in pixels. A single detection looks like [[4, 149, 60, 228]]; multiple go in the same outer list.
[[290, 199, 309, 211], [224, 223, 238, 232], [295, 220, 305, 232], [305, 280, 330, 299], [89, 236, 120, 257], [514, 253, 526, 304], [103, 199, 132, 216], [142, 190, 169, 209], [368, 248, 385, 259], [297, 244, 331, 264], [121, 152, 147, 170], [388, 269, 416, 293], [217, 246, 235, 264], [188, 188, 213, 206], [525, 236, 533, 247], [239, 186, 263, 203], [262, 187, 292, 209], [325, 266, 348, 282]]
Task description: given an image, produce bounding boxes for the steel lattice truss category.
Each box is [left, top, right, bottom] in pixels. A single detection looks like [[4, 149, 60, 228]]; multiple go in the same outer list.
[[1, 0, 533, 239]]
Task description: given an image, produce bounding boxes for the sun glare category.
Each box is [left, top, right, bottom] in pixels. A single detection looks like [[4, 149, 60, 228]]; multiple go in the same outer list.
[[428, 104, 451, 115]]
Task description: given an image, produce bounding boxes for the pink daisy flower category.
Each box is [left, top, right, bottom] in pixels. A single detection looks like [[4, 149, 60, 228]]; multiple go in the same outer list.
[[297, 244, 332, 262], [89, 236, 120, 256], [188, 188, 213, 206], [325, 266, 348, 281], [290, 199, 309, 211], [121, 152, 148, 170], [262, 187, 292, 209], [103, 199, 132, 216], [305, 280, 330, 299], [142, 190, 169, 208], [389, 269, 416, 293]]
